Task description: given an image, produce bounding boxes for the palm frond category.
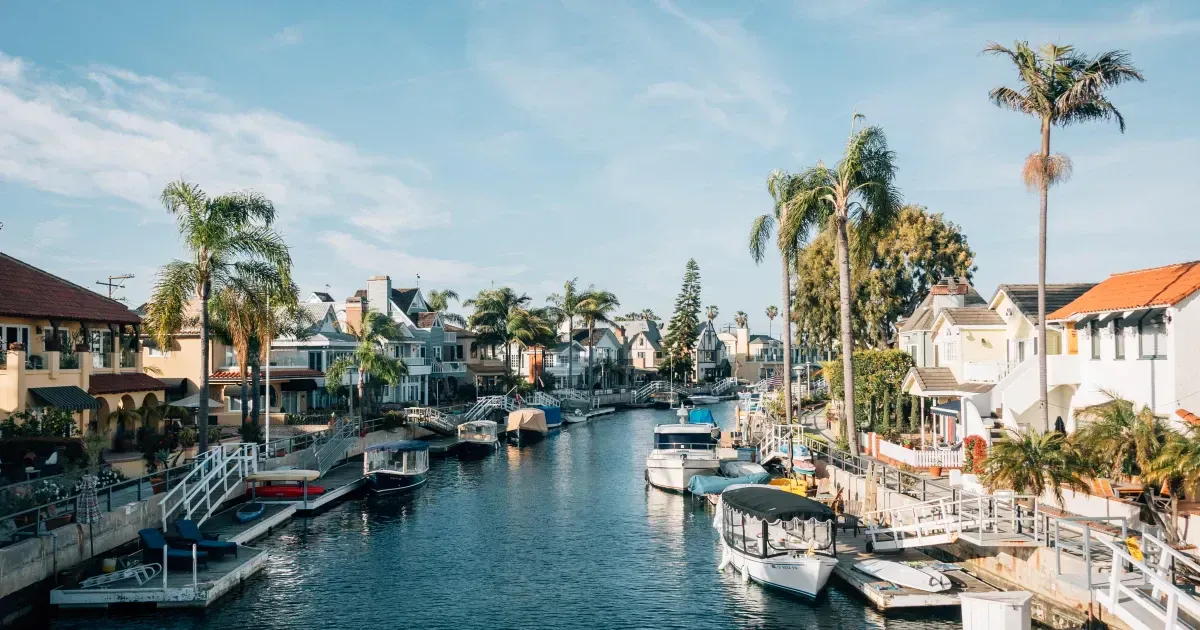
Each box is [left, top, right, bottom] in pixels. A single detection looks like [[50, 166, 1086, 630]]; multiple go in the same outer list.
[[748, 214, 775, 264], [144, 260, 200, 350]]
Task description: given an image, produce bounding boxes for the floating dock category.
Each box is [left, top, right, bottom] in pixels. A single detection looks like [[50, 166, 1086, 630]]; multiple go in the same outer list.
[[832, 534, 1000, 609], [425, 436, 460, 455], [584, 407, 616, 419]]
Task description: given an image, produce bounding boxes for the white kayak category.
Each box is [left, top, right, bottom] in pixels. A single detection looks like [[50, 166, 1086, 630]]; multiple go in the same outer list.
[[854, 559, 951, 593]]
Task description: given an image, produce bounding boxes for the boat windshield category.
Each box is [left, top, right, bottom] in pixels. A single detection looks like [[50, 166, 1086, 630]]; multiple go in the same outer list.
[[654, 432, 716, 450], [366, 449, 429, 474], [721, 502, 836, 559]]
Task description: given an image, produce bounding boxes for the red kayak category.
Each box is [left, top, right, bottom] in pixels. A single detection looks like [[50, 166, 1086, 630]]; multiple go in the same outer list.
[[249, 485, 326, 499]]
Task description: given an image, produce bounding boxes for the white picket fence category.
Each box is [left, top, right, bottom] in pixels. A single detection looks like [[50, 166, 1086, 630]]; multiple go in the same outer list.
[[876, 438, 963, 468]]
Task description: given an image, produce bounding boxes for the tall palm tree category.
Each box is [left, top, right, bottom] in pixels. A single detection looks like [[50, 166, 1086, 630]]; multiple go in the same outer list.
[[545, 279, 585, 391], [764, 305, 778, 338], [508, 306, 557, 389], [734, 311, 748, 329], [144, 180, 291, 453], [1074, 392, 1167, 479], [579, 289, 621, 391], [465, 287, 531, 380], [326, 310, 407, 428], [209, 285, 262, 426], [982, 429, 1088, 505], [706, 305, 719, 324], [985, 41, 1143, 431], [786, 116, 902, 454], [426, 289, 467, 327]]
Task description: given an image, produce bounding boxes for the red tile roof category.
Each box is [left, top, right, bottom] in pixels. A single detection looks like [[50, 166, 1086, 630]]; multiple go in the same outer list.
[[1178, 409, 1200, 425], [1049, 261, 1200, 320], [210, 369, 323, 381], [88, 372, 168, 395], [0, 253, 141, 324]]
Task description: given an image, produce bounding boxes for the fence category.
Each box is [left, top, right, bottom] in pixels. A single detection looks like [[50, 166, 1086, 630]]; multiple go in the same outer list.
[[875, 438, 964, 468]]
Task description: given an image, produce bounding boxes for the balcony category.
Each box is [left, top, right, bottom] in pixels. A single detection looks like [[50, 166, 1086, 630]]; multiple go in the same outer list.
[[268, 351, 311, 369], [403, 356, 428, 367], [961, 361, 1018, 384], [753, 352, 785, 363], [120, 348, 137, 369], [92, 352, 112, 370], [435, 360, 466, 374]]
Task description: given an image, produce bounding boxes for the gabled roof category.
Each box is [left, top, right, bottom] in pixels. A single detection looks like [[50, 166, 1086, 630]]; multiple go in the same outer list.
[[309, 291, 335, 303], [352, 287, 421, 314], [1048, 261, 1200, 320], [630, 330, 662, 350], [620, 319, 661, 342], [937, 308, 1005, 327], [898, 284, 987, 333], [416, 312, 440, 328], [905, 367, 995, 394], [993, 283, 1097, 323], [748, 334, 779, 343], [0, 253, 142, 324]]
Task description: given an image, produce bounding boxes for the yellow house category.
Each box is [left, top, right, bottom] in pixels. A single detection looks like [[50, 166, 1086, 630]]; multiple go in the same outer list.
[[0, 253, 166, 441]]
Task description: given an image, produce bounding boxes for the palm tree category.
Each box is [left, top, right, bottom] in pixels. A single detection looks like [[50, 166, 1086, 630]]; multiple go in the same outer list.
[[144, 180, 291, 453], [764, 306, 778, 338], [734, 311, 748, 329], [209, 285, 262, 426], [985, 42, 1143, 431], [579, 289, 621, 391], [982, 429, 1088, 504], [465, 287, 531, 381], [641, 309, 659, 321], [427, 289, 467, 327], [508, 306, 557, 389], [326, 310, 407, 428], [545, 279, 585, 391], [786, 116, 902, 454], [1143, 429, 1200, 541], [1074, 392, 1168, 479]]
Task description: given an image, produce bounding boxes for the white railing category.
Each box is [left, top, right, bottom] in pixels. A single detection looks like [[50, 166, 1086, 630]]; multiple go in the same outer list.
[[464, 395, 520, 421], [864, 491, 1039, 551], [631, 381, 689, 403], [160, 443, 258, 530], [1096, 532, 1200, 630], [306, 416, 356, 476], [875, 438, 964, 468], [403, 356, 429, 367], [407, 406, 459, 435], [530, 391, 560, 407], [962, 361, 1019, 384], [710, 377, 739, 395]]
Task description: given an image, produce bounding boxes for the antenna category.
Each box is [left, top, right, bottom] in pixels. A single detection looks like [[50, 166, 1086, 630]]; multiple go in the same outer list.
[[415, 273, 421, 287], [96, 274, 135, 300]]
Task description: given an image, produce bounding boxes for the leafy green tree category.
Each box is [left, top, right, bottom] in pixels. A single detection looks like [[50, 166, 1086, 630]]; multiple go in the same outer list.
[[508, 306, 558, 388], [326, 310, 407, 426], [144, 180, 291, 452], [985, 41, 1143, 431], [785, 116, 903, 454], [1074, 392, 1168, 479], [662, 260, 701, 384], [982, 429, 1088, 504], [579, 289, 620, 390]]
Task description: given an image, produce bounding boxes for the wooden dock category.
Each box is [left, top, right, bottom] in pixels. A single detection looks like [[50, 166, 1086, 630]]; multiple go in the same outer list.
[[584, 407, 616, 419], [833, 534, 1000, 609], [425, 436, 460, 455], [204, 502, 297, 545]]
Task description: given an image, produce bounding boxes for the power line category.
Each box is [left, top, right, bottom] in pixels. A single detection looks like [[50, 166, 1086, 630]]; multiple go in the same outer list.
[[96, 274, 135, 301]]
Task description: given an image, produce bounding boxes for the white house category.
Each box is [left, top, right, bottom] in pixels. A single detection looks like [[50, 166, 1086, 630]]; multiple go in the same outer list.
[[624, 320, 663, 382], [571, 327, 625, 388], [898, 277, 987, 369], [268, 294, 358, 412]]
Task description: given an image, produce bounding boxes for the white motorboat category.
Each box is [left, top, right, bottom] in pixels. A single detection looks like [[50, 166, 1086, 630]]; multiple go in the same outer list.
[[645, 412, 720, 492], [854, 559, 951, 593], [689, 394, 720, 405], [715, 485, 838, 599]]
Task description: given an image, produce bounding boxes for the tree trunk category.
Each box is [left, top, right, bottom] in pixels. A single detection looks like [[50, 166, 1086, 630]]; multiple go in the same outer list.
[[198, 286, 210, 453], [836, 215, 859, 454], [567, 316, 574, 391], [250, 360, 262, 428], [1037, 117, 1051, 432], [587, 322, 595, 393], [358, 372, 366, 433], [240, 368, 249, 425], [780, 215, 794, 425]]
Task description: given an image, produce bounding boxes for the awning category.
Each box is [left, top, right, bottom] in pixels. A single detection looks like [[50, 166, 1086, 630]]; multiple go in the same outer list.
[[172, 392, 225, 409], [930, 399, 962, 416], [28, 386, 100, 411], [721, 486, 835, 522], [157, 377, 189, 395], [281, 379, 318, 392], [223, 384, 267, 398]]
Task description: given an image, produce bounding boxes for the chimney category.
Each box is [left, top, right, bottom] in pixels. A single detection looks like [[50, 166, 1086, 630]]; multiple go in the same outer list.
[[345, 296, 365, 335], [736, 327, 750, 357], [367, 275, 392, 317], [930, 277, 968, 315]]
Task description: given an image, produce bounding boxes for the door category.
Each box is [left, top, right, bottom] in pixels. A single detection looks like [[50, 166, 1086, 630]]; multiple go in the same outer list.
[[1066, 328, 1078, 355]]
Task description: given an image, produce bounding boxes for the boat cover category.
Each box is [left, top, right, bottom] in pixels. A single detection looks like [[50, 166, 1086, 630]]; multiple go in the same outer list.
[[365, 440, 430, 452], [534, 405, 563, 426], [687, 472, 771, 495], [720, 460, 768, 477], [721, 486, 835, 522], [688, 408, 715, 424], [507, 408, 547, 434]]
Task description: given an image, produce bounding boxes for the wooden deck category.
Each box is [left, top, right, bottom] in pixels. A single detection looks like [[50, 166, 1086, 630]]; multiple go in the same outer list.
[[833, 533, 1000, 609], [204, 502, 297, 545]]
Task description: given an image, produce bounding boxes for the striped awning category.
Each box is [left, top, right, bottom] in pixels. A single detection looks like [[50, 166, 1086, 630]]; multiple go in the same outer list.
[[28, 386, 100, 411]]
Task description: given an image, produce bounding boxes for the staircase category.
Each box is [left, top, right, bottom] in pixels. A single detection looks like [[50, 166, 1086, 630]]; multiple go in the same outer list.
[[631, 381, 689, 404], [530, 391, 560, 407], [160, 442, 258, 529], [407, 406, 461, 436], [1094, 531, 1200, 630], [304, 415, 356, 476], [465, 395, 521, 421], [710, 377, 739, 396]]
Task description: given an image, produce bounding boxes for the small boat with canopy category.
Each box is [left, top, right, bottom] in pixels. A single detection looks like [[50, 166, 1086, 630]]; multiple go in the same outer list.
[[715, 485, 838, 599], [363, 440, 430, 494], [457, 420, 500, 457], [506, 408, 548, 445], [245, 469, 324, 500]]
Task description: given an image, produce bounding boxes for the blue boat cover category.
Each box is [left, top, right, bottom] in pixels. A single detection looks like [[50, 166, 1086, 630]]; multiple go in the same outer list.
[[687, 472, 771, 495], [688, 408, 715, 425], [534, 405, 563, 426], [364, 440, 430, 452]]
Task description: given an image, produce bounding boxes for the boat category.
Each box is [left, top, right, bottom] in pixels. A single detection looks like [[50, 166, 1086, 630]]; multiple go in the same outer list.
[[363, 440, 430, 494], [236, 501, 265, 523], [715, 485, 839, 599], [457, 420, 500, 457], [719, 460, 768, 478], [563, 407, 589, 424], [245, 469, 324, 500], [535, 405, 563, 430], [645, 409, 720, 492], [507, 408, 548, 445], [689, 394, 719, 405], [853, 559, 951, 593]]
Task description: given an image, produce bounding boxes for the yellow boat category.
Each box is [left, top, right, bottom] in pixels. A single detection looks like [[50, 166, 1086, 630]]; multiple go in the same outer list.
[[769, 477, 810, 496]]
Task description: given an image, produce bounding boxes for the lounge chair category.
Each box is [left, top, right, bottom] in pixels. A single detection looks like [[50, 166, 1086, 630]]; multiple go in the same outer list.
[[139, 528, 208, 569], [174, 519, 238, 558]]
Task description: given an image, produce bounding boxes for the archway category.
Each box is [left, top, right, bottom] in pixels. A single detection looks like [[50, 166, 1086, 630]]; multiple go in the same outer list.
[[119, 394, 137, 433], [94, 398, 111, 436], [141, 392, 162, 431]]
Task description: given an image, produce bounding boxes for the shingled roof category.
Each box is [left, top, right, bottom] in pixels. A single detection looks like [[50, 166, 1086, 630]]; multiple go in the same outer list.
[[0, 253, 141, 324], [88, 373, 167, 395], [995, 283, 1097, 323], [898, 285, 987, 333], [939, 308, 1005, 327], [906, 367, 995, 394], [415, 312, 440, 328], [352, 287, 421, 314]]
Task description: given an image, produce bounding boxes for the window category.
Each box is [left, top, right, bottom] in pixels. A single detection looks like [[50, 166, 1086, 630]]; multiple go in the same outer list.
[[942, 341, 957, 362], [147, 346, 170, 358], [655, 351, 663, 359], [905, 345, 917, 359], [471, 345, 478, 359], [309, 351, 324, 371], [1139, 314, 1167, 359], [544, 354, 557, 368], [1114, 321, 1125, 359], [91, 330, 113, 367], [1089, 320, 1101, 360], [637, 351, 645, 359]]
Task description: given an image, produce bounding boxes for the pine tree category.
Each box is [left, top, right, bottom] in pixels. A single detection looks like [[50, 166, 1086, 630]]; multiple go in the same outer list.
[[663, 259, 702, 382]]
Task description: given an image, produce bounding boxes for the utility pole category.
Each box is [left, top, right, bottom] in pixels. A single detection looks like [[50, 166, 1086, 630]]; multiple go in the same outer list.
[[96, 274, 135, 300]]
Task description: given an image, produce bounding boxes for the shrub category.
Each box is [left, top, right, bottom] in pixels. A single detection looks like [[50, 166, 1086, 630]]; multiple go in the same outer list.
[[31, 479, 70, 504], [208, 427, 223, 445], [1, 408, 77, 438], [963, 435, 988, 474], [237, 422, 262, 444], [177, 428, 196, 449], [73, 467, 126, 493]]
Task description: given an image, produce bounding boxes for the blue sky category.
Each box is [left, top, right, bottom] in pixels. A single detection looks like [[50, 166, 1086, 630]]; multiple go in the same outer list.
[[1, 1, 1197, 334]]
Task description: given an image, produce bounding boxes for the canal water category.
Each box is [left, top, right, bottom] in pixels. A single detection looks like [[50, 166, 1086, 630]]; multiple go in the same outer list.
[[51, 403, 959, 629]]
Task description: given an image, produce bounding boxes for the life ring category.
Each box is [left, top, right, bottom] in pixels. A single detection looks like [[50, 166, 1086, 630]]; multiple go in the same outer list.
[[574, 408, 583, 417]]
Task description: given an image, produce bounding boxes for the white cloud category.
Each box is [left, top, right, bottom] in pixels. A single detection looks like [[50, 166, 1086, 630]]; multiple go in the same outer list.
[[270, 25, 305, 48], [320, 232, 525, 285], [0, 51, 447, 234]]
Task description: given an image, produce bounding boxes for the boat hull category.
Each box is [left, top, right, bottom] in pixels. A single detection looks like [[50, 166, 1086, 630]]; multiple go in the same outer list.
[[457, 439, 498, 457], [645, 453, 720, 492], [235, 502, 265, 524], [721, 541, 837, 599], [507, 429, 546, 445], [367, 471, 427, 494]]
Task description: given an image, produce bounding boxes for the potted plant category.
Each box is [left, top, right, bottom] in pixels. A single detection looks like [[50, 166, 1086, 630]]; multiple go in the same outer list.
[[928, 465, 943, 478], [149, 449, 170, 493]]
